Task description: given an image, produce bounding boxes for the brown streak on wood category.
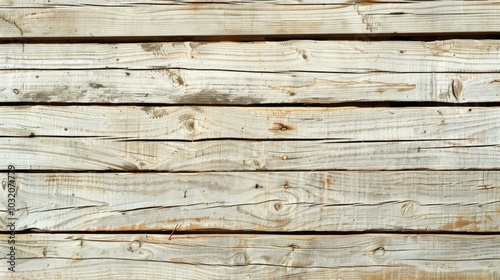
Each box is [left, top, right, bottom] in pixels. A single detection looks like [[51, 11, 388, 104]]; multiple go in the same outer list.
[[140, 43, 164, 57], [273, 79, 417, 95], [364, 268, 490, 280], [190, 3, 210, 9], [441, 216, 480, 231], [88, 223, 167, 232], [423, 40, 456, 56], [89, 82, 104, 89]]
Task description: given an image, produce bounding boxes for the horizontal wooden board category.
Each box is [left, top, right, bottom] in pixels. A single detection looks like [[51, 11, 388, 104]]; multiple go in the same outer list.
[[0, 233, 499, 279], [3, 70, 500, 104], [0, 106, 500, 141], [0, 138, 498, 171], [2, 106, 500, 141], [1, 171, 499, 232], [2, 1, 500, 38], [3, 40, 500, 73], [0, 0, 412, 6]]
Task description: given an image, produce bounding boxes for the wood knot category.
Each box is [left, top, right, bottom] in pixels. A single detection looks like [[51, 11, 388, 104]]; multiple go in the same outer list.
[[400, 201, 419, 218], [372, 247, 385, 256], [184, 119, 196, 132], [169, 71, 185, 87], [270, 123, 293, 132], [274, 202, 283, 211], [128, 240, 142, 252], [251, 159, 267, 170], [232, 252, 250, 265], [451, 79, 463, 101], [298, 49, 309, 61], [283, 181, 289, 189]]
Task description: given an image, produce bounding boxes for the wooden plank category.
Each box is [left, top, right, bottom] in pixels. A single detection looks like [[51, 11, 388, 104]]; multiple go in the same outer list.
[[2, 106, 500, 141], [0, 233, 498, 279], [0, 0, 369, 6], [0, 138, 498, 171], [1, 171, 499, 232], [0, 0, 490, 6], [2, 40, 500, 73], [3, 70, 500, 104], [0, 0, 356, 6], [1, 1, 500, 38]]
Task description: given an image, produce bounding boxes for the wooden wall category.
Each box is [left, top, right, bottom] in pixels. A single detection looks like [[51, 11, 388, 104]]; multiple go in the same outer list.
[[1, 0, 500, 279]]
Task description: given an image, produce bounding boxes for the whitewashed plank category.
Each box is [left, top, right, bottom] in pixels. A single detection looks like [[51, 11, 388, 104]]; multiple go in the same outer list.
[[0, 0, 354, 6], [2, 40, 500, 73], [3, 70, 500, 103], [1, 171, 499, 232], [0, 233, 498, 279], [1, 1, 500, 37], [0, 138, 498, 171], [2, 106, 500, 141], [0, 0, 474, 6]]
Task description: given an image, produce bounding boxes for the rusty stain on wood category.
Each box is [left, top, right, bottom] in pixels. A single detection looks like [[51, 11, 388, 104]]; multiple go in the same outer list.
[[442, 216, 481, 231]]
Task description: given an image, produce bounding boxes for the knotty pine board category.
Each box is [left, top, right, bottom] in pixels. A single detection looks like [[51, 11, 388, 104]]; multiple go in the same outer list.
[[2, 40, 500, 73], [0, 234, 499, 279], [1, 106, 499, 141], [2, 70, 500, 104], [1, 1, 500, 38], [1, 171, 499, 232]]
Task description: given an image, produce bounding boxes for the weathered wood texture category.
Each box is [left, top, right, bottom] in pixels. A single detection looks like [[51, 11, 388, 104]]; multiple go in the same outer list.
[[0, 138, 498, 171], [1, 171, 499, 232], [2, 0, 500, 277], [0, 0, 469, 6], [2, 106, 499, 141], [3, 70, 500, 104], [3, 40, 500, 73], [1, 233, 499, 279], [2, 1, 500, 38]]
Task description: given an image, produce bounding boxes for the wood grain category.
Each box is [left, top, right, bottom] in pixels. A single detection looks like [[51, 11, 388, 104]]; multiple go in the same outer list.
[[2, 40, 500, 73], [2, 106, 500, 141], [0, 233, 499, 279], [0, 138, 498, 171], [0, 0, 416, 6], [1, 1, 500, 38], [3, 70, 500, 104], [1, 171, 499, 232]]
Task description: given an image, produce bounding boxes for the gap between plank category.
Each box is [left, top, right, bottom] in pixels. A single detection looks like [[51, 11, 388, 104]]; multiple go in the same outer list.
[[0, 101, 499, 107], [5, 229, 500, 236], [3, 33, 500, 44]]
